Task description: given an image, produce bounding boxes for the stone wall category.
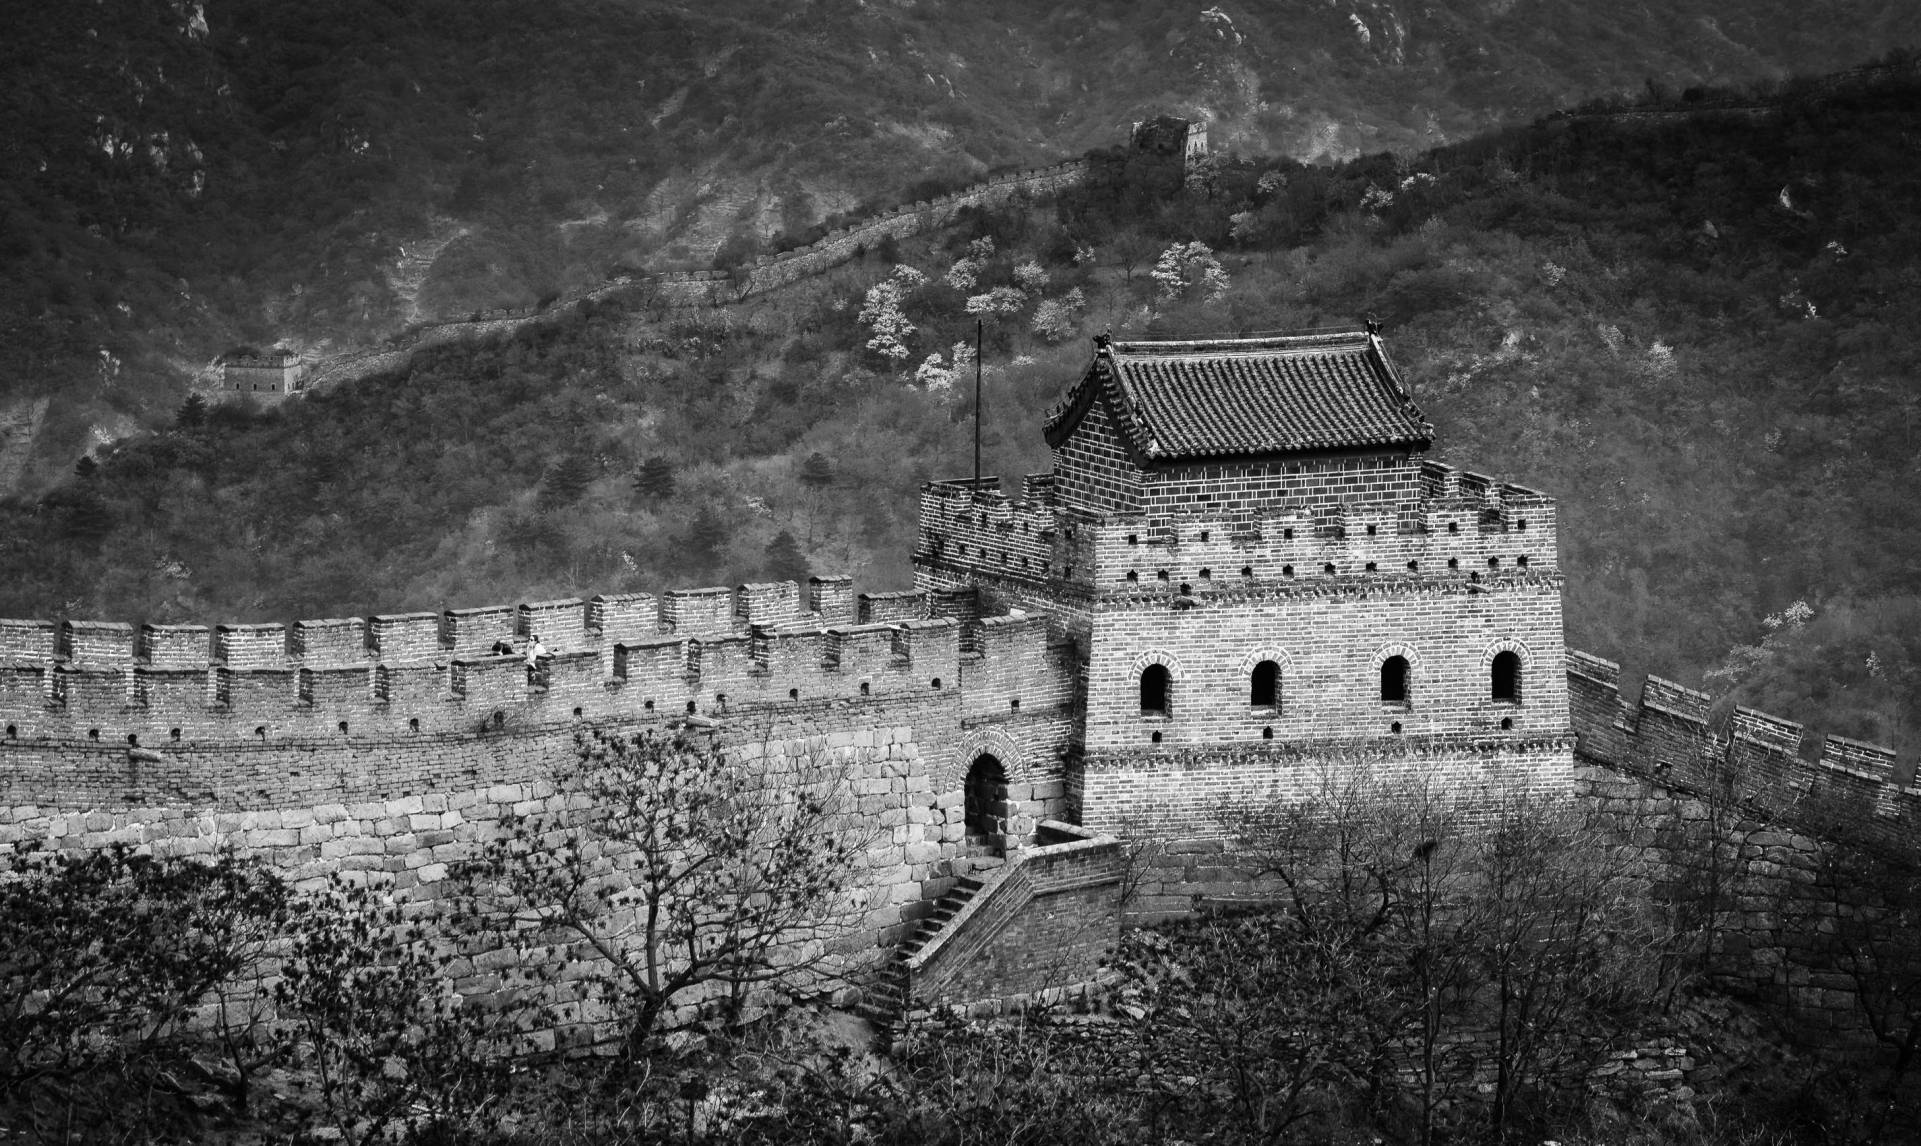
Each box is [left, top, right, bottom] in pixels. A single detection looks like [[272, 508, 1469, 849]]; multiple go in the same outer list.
[[0, 565, 1103, 1028], [1566, 650, 1916, 855], [0, 570, 1089, 848], [1566, 651, 1920, 1042], [1101, 736, 1578, 922], [0, 703, 963, 1046], [906, 821, 1123, 1011], [741, 161, 1089, 295]]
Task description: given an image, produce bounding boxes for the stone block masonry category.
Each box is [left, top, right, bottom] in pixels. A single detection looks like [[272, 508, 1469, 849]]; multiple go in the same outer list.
[[1566, 651, 1918, 1046], [906, 822, 1123, 1011], [0, 705, 959, 1044], [0, 566, 1100, 1026], [1566, 651, 1917, 854]]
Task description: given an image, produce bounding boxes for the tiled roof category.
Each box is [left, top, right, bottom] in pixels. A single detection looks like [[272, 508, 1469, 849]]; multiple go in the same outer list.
[[1043, 331, 1433, 460]]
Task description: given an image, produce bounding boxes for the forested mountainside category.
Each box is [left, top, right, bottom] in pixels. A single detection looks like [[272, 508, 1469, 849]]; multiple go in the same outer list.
[[3, 65, 1918, 763], [4, 1, 1920, 494]]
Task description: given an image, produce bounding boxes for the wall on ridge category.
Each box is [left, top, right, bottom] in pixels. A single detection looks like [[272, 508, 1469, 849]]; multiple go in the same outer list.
[[737, 161, 1089, 296], [1566, 650, 1921, 1042], [303, 161, 1091, 392], [1566, 650, 1917, 852]]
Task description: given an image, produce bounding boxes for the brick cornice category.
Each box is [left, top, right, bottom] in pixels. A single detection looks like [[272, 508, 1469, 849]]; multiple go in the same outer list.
[[1090, 572, 1566, 610], [1084, 731, 1578, 771]]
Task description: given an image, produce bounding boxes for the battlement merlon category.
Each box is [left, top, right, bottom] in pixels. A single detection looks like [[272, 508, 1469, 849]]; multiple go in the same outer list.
[[915, 466, 1561, 597], [1568, 655, 1918, 848], [0, 577, 966, 737], [922, 463, 1554, 532]]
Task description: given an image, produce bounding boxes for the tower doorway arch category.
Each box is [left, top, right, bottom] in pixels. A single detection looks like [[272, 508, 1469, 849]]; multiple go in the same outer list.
[[964, 753, 1009, 850]]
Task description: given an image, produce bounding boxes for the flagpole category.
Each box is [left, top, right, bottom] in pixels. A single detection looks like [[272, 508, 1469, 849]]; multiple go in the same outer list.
[[973, 318, 983, 487]]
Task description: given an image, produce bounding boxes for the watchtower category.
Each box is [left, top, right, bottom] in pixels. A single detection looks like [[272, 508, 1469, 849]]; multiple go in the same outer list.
[[220, 347, 306, 400], [1130, 115, 1208, 171], [914, 328, 1574, 835]]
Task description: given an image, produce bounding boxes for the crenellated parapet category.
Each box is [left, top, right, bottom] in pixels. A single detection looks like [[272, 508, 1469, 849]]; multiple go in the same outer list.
[[915, 462, 1559, 600], [1566, 650, 1919, 853], [915, 476, 1065, 588], [0, 575, 1071, 746]]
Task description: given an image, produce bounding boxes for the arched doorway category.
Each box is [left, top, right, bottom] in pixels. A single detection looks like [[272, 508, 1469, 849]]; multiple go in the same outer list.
[[964, 754, 1008, 849]]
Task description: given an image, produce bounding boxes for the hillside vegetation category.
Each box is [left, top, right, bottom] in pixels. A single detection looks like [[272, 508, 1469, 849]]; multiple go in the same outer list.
[[3, 64, 1918, 761], [5, 0, 1920, 491]]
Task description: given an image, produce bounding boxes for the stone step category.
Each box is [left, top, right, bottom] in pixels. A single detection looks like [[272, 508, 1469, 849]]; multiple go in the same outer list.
[[864, 868, 1002, 1032]]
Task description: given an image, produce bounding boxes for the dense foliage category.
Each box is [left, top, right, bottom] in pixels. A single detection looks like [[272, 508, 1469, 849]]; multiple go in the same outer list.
[[4, 1, 1918, 488], [10, 778, 1920, 1143]]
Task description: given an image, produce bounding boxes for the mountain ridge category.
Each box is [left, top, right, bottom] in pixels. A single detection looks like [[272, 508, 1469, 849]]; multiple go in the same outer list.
[[4, 0, 1919, 490]]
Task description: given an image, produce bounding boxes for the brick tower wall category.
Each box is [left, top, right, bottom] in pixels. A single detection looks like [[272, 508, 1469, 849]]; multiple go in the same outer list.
[[1084, 579, 1568, 753]]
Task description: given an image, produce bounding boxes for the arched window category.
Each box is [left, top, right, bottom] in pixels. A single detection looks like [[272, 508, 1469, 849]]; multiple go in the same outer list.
[[1380, 656, 1410, 704], [1492, 650, 1522, 702], [1140, 664, 1171, 717], [1251, 660, 1280, 708]]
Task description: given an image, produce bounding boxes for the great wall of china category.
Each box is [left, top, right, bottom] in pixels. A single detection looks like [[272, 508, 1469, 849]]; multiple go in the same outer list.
[[2, 571, 1915, 1038], [301, 160, 1091, 391], [0, 574, 1108, 1034], [24, 70, 1921, 1049], [288, 58, 1921, 395]]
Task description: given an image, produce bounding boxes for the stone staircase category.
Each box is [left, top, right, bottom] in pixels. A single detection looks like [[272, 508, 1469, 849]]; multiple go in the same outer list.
[[859, 858, 1002, 1035]]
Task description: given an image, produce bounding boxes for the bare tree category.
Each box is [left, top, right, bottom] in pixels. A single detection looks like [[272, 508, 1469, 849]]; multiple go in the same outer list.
[[1216, 773, 1676, 1144], [460, 727, 872, 1055], [0, 846, 290, 1133], [1218, 768, 1439, 943], [1472, 792, 1668, 1140], [1789, 813, 1921, 1139], [275, 876, 519, 1146], [1208, 772, 1477, 1139]]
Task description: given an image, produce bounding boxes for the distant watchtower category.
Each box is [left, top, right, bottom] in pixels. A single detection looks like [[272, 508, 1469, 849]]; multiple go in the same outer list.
[[914, 328, 1574, 834], [220, 347, 306, 400], [1130, 115, 1209, 172]]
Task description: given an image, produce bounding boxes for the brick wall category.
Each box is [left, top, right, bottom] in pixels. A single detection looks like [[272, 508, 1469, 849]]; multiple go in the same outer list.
[[0, 580, 1003, 751], [1051, 394, 1144, 513], [1139, 451, 1425, 517], [915, 478, 1060, 585], [1565, 651, 1916, 851], [1081, 736, 1576, 841], [1084, 578, 1569, 753], [907, 825, 1123, 1010]]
